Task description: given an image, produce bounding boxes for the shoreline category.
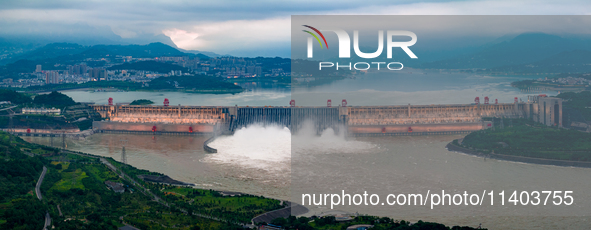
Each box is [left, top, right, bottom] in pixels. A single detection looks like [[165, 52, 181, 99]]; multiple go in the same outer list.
[[10, 86, 244, 94], [446, 140, 591, 168]]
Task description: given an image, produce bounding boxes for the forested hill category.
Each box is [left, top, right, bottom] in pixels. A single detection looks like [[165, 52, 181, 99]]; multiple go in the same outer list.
[[7, 42, 191, 62], [421, 33, 591, 71]]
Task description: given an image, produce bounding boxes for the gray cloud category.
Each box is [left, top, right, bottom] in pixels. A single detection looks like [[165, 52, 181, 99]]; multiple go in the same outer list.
[[0, 0, 590, 57]]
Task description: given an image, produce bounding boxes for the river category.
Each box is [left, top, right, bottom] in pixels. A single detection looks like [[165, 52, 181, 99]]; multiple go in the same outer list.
[[22, 129, 591, 229], [24, 71, 590, 229]]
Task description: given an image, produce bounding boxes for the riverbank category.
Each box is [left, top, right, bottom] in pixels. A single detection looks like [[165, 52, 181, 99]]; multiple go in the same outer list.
[[446, 139, 591, 168], [6, 84, 244, 94]]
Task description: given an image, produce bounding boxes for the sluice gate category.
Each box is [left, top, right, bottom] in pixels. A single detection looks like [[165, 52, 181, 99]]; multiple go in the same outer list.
[[234, 107, 291, 130], [233, 107, 343, 134]]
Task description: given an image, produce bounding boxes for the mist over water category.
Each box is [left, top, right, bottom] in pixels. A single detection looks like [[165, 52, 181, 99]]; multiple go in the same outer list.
[[207, 124, 291, 171], [206, 122, 376, 173], [292, 122, 376, 156]]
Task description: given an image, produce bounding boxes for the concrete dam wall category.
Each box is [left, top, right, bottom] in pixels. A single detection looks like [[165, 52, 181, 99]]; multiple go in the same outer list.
[[90, 96, 560, 136]]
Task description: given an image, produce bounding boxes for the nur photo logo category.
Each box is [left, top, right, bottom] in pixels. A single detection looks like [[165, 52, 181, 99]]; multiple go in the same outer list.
[[302, 25, 418, 70]]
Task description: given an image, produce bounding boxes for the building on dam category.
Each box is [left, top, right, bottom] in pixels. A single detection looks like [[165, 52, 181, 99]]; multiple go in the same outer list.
[[90, 95, 561, 136]]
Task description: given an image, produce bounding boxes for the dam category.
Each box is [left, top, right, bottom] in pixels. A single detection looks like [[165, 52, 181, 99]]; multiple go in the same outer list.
[[90, 95, 562, 136]]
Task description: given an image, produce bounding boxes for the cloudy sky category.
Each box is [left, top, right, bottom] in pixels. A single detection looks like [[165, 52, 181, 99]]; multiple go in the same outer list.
[[1, 0, 591, 57]]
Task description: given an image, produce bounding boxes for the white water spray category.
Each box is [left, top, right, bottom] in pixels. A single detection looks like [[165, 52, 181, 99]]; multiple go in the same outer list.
[[205, 122, 374, 171], [206, 124, 291, 171]]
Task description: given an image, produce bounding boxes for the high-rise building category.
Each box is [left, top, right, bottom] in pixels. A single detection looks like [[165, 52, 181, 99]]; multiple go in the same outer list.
[[35, 65, 42, 73], [89, 68, 107, 81], [246, 66, 255, 75], [45, 71, 59, 84], [69, 64, 88, 75], [80, 63, 88, 75]]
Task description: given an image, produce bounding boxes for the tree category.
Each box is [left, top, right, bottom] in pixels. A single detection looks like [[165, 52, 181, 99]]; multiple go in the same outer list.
[[270, 217, 288, 226], [0, 90, 32, 104], [130, 99, 154, 105], [33, 91, 76, 108]]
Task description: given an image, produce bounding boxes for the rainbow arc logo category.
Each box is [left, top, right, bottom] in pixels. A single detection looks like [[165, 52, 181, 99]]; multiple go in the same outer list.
[[302, 25, 328, 49]]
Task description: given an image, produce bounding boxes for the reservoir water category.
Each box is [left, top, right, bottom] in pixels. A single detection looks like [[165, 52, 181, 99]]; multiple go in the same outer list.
[[61, 71, 555, 106]]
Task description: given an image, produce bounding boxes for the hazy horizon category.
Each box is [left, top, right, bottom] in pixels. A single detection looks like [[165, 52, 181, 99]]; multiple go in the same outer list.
[[2, 0, 591, 57]]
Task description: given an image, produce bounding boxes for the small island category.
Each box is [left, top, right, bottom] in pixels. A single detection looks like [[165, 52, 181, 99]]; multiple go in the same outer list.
[[129, 99, 154, 105]]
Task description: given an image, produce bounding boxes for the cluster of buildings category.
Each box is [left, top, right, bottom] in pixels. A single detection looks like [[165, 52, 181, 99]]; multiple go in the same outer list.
[[537, 76, 591, 86], [0, 54, 289, 88], [159, 56, 287, 78], [41, 64, 108, 84]]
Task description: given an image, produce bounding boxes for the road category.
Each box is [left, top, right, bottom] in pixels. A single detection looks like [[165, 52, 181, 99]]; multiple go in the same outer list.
[[35, 166, 51, 230], [0, 105, 17, 112], [42, 212, 51, 230], [35, 166, 47, 200]]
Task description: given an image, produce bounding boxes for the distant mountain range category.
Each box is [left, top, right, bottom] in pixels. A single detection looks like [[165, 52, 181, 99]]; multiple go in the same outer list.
[[0, 35, 223, 65], [420, 33, 591, 72], [0, 42, 215, 79], [491, 49, 591, 73], [3, 32, 591, 75], [0, 42, 215, 66]]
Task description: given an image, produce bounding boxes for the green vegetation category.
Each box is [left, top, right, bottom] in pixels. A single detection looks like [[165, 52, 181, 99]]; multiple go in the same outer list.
[[0, 90, 101, 131], [107, 159, 283, 224], [158, 185, 283, 223], [461, 118, 591, 161], [0, 156, 45, 202], [267, 216, 485, 230], [0, 132, 244, 229], [42, 160, 235, 230], [0, 132, 49, 229], [0, 114, 80, 131], [557, 91, 591, 122], [0, 89, 33, 104], [50, 167, 88, 191], [108, 60, 189, 73], [130, 99, 154, 105], [0, 129, 268, 229], [33, 91, 76, 108], [511, 79, 539, 89], [1, 197, 47, 230]]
